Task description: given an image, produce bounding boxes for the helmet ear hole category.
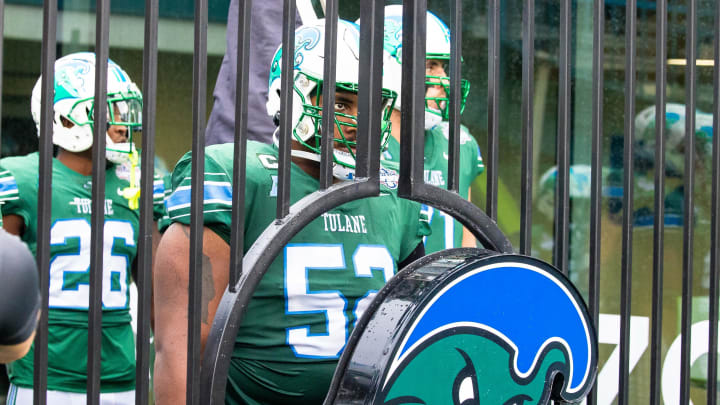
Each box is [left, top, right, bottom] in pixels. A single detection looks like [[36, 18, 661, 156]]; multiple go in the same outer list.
[[59, 116, 74, 129], [273, 111, 280, 127]]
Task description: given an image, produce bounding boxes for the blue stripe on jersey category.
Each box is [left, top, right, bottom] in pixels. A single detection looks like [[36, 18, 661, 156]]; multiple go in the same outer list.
[[153, 181, 165, 198], [0, 176, 18, 195], [166, 182, 232, 212]]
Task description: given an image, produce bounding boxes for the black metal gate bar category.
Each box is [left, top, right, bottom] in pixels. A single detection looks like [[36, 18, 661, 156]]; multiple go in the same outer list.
[[87, 0, 110, 402], [134, 0, 159, 401], [398, 0, 426, 190], [708, 0, 720, 401], [186, 0, 208, 402], [519, 0, 534, 255], [228, 0, 253, 292], [618, 1, 637, 404], [318, 0, 339, 190], [553, 0, 571, 274], [34, 0, 57, 403], [485, 0, 501, 221], [355, 0, 384, 181], [446, 0, 461, 193], [276, 0, 296, 219], [679, 0, 697, 402], [486, 0, 499, 221], [587, 0, 605, 403], [649, 0, 668, 403]]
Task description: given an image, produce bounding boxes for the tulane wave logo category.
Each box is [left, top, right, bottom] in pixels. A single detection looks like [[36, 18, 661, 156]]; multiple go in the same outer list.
[[382, 260, 596, 404], [293, 26, 321, 68], [325, 250, 598, 404]]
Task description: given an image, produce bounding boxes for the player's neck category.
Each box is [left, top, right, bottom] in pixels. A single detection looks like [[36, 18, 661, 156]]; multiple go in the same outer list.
[[56, 148, 93, 176]]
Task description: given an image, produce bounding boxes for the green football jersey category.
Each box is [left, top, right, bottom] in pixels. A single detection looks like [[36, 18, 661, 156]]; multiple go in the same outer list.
[[383, 122, 484, 253], [166, 141, 430, 404], [0, 152, 141, 393]]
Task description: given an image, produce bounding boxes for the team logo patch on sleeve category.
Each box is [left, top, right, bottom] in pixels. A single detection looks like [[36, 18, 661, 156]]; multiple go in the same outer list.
[[379, 167, 398, 190]]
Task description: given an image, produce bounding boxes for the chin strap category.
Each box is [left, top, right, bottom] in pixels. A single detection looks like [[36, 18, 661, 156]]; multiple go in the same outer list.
[[273, 127, 357, 181], [119, 149, 141, 210]]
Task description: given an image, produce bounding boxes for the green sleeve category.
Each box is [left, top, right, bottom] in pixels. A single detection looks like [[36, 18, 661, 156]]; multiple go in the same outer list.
[[0, 162, 31, 227], [167, 147, 234, 243]]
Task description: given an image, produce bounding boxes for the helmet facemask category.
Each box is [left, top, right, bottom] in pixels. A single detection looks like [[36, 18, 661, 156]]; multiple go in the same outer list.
[[423, 54, 470, 125], [292, 72, 396, 175], [73, 92, 142, 164]]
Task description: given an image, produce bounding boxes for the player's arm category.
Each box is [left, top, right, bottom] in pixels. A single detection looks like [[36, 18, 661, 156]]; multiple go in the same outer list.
[[2, 214, 25, 237], [153, 222, 230, 405], [461, 187, 476, 247]]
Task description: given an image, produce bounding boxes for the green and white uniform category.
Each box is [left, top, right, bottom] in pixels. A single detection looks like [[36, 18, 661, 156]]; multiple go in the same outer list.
[[0, 152, 150, 394], [166, 141, 430, 404], [383, 122, 484, 253]]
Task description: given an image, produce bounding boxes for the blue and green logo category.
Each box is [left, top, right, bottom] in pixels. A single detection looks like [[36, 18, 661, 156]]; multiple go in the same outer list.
[[380, 261, 596, 404]]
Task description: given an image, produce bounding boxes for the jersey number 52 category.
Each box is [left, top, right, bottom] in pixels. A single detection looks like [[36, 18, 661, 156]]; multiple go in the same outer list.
[[285, 244, 395, 359]]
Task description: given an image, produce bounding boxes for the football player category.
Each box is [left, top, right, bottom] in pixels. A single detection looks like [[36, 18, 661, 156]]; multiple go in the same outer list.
[[0, 52, 158, 404], [378, 5, 485, 253], [153, 20, 430, 404]]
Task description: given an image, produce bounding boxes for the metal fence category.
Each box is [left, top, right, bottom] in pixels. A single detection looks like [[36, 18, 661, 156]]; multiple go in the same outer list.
[[12, 0, 720, 404]]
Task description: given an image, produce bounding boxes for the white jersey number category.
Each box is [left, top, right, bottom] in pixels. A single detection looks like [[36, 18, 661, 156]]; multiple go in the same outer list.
[[48, 219, 135, 310], [285, 244, 394, 359]]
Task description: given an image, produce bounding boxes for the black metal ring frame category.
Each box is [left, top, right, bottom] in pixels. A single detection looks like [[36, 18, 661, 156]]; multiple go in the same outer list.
[[199, 178, 513, 403]]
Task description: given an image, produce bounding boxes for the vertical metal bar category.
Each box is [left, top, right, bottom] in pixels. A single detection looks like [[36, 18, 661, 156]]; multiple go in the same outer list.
[[319, 1, 338, 189], [446, 0, 462, 193], [87, 0, 110, 402], [486, 0, 500, 220], [398, 0, 427, 197], [34, 1, 57, 403], [554, 0, 571, 273], [355, 0, 384, 181], [135, 0, 159, 401], [277, 0, 296, 219], [187, 0, 208, 402], [680, 0, 697, 402], [519, 0, 534, 255], [708, 0, 720, 400], [618, 1, 637, 403], [587, 0, 604, 402], [228, 0, 252, 292], [649, 0, 667, 403]]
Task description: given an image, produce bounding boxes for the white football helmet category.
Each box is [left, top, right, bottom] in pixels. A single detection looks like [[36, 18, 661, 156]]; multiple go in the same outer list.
[[31, 52, 142, 164], [634, 103, 713, 177], [381, 5, 470, 129], [266, 20, 397, 180]]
